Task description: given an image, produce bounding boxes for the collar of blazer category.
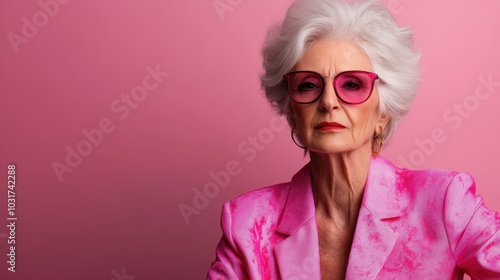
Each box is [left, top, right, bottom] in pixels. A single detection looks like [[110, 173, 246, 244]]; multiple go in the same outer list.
[[274, 156, 403, 279]]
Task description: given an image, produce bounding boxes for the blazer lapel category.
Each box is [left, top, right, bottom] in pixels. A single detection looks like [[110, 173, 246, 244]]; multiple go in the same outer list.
[[346, 157, 402, 280], [273, 157, 401, 280], [274, 163, 321, 280]]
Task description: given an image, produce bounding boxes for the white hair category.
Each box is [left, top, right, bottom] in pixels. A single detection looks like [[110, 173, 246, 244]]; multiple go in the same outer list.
[[260, 0, 421, 144]]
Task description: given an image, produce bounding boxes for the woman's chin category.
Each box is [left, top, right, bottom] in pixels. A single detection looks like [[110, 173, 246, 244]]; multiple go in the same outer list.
[[308, 145, 354, 155], [307, 142, 370, 156]]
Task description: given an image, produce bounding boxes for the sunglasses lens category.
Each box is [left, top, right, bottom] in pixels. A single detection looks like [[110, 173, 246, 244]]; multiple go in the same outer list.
[[285, 72, 323, 103], [284, 71, 378, 104], [334, 71, 376, 104]]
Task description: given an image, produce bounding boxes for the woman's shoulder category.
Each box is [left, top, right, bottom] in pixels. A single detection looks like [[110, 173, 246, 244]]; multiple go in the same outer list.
[[217, 182, 293, 242], [224, 163, 311, 218], [225, 181, 291, 216], [396, 164, 473, 186], [385, 158, 477, 198]]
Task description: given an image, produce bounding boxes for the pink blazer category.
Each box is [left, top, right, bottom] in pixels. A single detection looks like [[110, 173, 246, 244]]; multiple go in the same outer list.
[[207, 157, 500, 279]]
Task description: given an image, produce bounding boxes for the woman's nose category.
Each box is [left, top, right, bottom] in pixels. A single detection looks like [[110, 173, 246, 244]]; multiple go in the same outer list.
[[319, 79, 340, 111]]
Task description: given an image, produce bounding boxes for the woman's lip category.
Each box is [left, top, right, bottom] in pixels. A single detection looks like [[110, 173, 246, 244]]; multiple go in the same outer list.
[[314, 122, 346, 131]]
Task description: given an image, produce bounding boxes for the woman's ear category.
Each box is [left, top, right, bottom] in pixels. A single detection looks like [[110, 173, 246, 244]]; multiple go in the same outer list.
[[376, 113, 390, 133]]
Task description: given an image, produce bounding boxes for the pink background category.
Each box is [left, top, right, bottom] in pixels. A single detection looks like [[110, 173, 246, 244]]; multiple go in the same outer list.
[[1, 0, 499, 279]]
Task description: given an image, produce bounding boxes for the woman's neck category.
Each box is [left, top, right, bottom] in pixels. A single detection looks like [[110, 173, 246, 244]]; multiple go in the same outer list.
[[310, 147, 372, 227]]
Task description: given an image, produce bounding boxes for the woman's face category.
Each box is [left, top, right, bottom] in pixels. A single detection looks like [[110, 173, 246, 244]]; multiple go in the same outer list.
[[290, 39, 389, 155]]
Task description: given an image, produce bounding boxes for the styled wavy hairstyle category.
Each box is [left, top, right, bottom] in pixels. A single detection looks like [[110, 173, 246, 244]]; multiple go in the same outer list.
[[260, 0, 420, 144]]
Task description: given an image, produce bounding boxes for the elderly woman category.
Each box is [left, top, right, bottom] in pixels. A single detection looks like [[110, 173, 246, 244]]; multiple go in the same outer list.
[[207, 0, 500, 279]]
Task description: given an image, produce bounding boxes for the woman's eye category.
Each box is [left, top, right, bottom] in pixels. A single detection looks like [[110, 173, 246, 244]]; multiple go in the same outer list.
[[298, 82, 317, 92], [342, 80, 362, 90]]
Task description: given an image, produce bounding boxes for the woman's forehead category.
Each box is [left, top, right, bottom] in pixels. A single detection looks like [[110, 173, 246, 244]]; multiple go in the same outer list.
[[295, 39, 373, 74]]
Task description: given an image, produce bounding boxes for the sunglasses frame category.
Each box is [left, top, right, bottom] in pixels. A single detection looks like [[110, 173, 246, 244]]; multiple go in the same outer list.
[[283, 70, 381, 105]]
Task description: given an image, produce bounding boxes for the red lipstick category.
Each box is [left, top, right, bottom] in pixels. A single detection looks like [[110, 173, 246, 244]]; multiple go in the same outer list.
[[314, 122, 346, 131]]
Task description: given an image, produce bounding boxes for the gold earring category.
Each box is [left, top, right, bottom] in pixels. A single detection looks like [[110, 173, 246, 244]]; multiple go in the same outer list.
[[372, 126, 383, 157]]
